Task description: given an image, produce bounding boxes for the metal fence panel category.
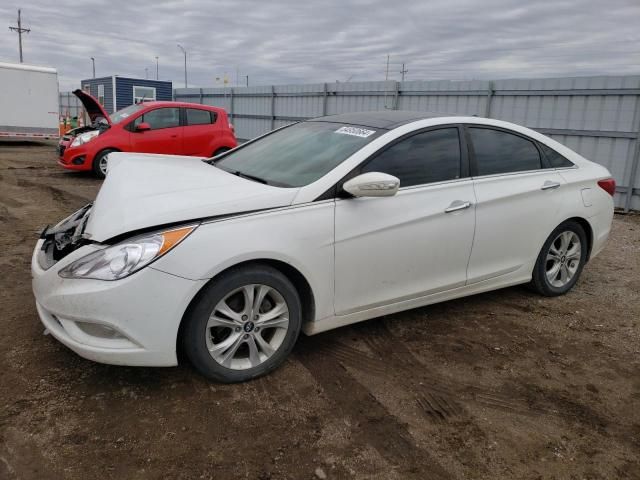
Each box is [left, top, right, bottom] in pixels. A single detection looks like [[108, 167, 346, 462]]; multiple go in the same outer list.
[[58, 91, 82, 119], [176, 75, 640, 210]]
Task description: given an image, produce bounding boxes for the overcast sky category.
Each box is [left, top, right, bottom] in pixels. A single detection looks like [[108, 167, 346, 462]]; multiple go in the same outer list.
[[1, 0, 639, 91]]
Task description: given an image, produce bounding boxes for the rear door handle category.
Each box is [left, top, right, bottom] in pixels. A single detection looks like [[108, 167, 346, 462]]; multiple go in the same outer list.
[[541, 180, 561, 190], [445, 200, 472, 213]]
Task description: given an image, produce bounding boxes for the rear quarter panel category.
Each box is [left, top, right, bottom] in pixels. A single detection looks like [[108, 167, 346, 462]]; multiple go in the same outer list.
[[556, 162, 614, 258]]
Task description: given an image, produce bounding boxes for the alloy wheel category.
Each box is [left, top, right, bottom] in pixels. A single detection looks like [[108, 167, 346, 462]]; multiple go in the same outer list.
[[206, 284, 290, 370], [545, 231, 581, 288], [99, 155, 108, 176]]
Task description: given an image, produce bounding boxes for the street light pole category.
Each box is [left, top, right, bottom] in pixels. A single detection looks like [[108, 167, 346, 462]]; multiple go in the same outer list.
[[177, 44, 187, 88], [90, 57, 95, 78], [155, 56, 159, 80]]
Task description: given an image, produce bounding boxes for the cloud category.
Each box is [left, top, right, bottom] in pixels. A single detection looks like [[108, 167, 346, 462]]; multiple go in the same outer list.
[[1, 0, 638, 92]]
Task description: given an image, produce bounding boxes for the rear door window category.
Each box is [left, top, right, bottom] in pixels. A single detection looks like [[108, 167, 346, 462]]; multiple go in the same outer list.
[[361, 127, 461, 187], [468, 127, 541, 176], [186, 108, 215, 126]]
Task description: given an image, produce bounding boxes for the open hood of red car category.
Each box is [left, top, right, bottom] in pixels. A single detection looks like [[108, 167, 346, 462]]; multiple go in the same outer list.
[[73, 89, 111, 125]]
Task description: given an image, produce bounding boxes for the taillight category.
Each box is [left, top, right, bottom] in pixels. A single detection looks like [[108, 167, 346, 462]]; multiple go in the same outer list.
[[597, 178, 616, 197]]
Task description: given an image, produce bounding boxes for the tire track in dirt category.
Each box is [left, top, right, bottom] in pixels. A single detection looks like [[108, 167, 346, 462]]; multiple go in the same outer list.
[[315, 338, 462, 417], [362, 331, 466, 423], [297, 337, 453, 479], [314, 322, 558, 422], [15, 177, 93, 207], [348, 322, 636, 438]]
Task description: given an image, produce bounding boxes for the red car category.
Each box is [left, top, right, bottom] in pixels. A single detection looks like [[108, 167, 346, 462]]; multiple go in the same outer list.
[[58, 89, 237, 178]]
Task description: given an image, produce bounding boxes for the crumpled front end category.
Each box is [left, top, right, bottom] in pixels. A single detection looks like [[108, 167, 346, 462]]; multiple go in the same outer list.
[[32, 206, 207, 367], [37, 204, 93, 270]]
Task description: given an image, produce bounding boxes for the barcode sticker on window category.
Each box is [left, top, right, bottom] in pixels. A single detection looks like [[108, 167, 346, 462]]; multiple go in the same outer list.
[[335, 126, 376, 138]]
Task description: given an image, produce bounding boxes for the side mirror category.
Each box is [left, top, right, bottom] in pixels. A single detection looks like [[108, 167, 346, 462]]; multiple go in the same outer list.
[[135, 122, 151, 132], [343, 172, 400, 198]]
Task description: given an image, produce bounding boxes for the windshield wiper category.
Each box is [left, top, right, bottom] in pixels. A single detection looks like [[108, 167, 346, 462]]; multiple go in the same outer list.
[[231, 170, 268, 184], [212, 163, 274, 185]]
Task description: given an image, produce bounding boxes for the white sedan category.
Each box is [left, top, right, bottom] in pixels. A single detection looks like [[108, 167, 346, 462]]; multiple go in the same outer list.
[[32, 111, 615, 382]]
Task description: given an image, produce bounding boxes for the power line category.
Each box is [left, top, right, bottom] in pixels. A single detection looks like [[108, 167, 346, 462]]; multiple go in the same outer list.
[[8, 9, 30, 63]]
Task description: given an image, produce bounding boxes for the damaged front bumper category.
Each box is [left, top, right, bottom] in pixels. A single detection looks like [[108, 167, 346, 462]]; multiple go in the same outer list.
[[32, 207, 207, 367]]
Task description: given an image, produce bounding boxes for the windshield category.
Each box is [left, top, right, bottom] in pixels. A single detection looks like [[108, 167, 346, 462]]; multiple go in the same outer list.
[[213, 121, 382, 187], [110, 104, 145, 125]]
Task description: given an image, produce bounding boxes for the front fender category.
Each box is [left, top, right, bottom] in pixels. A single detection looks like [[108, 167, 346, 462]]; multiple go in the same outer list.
[[151, 201, 336, 321]]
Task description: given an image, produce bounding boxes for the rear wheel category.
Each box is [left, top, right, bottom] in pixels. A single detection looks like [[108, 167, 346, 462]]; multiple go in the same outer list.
[[92, 148, 117, 179], [530, 220, 588, 296], [182, 265, 302, 383]]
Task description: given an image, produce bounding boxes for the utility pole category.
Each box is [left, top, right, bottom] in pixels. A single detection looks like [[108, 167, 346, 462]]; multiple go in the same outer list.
[[400, 63, 408, 82], [155, 56, 159, 80], [9, 9, 30, 63], [177, 44, 187, 88], [90, 57, 95, 78], [244, 75, 249, 87], [385, 54, 390, 81], [145, 67, 149, 79]]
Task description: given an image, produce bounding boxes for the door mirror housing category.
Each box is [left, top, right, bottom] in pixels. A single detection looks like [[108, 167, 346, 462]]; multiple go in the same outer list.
[[343, 172, 400, 198], [135, 122, 151, 132]]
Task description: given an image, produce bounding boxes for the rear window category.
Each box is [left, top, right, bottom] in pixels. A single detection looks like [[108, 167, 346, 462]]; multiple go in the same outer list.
[[540, 143, 574, 168], [187, 108, 216, 126]]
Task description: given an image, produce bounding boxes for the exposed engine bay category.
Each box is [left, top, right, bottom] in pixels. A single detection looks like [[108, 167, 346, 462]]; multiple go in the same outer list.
[[38, 204, 93, 269]]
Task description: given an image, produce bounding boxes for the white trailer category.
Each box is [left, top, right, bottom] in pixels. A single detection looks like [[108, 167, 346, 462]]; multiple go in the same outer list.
[[0, 62, 59, 139]]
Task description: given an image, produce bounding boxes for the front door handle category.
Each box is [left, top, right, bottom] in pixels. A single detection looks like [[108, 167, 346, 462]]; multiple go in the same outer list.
[[541, 180, 561, 190], [445, 200, 472, 213]]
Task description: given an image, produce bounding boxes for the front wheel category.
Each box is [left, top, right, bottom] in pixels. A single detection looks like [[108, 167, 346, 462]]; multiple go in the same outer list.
[[530, 220, 588, 296], [182, 265, 302, 383], [92, 149, 117, 179]]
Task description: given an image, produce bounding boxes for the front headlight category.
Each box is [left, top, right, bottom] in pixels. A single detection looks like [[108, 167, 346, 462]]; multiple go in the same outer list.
[[70, 130, 100, 147], [59, 225, 197, 280]]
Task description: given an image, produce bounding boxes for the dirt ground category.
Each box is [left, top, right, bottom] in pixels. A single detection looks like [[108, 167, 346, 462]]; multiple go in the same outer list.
[[0, 141, 639, 480]]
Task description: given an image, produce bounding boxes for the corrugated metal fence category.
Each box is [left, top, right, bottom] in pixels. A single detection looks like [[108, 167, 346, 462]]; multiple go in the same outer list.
[[182, 76, 638, 211], [58, 91, 83, 120]]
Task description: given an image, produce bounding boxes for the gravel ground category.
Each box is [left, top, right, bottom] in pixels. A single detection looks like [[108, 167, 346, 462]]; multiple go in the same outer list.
[[1, 141, 639, 480]]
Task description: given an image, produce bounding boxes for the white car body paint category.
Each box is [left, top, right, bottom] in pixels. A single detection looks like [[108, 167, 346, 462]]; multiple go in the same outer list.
[[86, 153, 299, 242], [32, 115, 614, 366]]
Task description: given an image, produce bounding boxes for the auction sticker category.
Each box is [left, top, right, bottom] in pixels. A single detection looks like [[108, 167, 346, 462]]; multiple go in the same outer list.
[[334, 126, 376, 138]]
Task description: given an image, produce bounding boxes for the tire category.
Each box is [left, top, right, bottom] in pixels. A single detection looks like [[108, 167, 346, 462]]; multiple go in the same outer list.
[[212, 147, 231, 158], [182, 264, 302, 383], [92, 148, 117, 179], [530, 220, 588, 296]]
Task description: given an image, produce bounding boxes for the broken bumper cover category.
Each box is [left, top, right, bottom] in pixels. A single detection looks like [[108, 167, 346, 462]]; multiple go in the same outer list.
[[31, 239, 206, 367]]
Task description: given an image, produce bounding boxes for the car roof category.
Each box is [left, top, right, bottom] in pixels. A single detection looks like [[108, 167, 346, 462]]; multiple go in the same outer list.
[[140, 101, 224, 111], [308, 110, 446, 129]]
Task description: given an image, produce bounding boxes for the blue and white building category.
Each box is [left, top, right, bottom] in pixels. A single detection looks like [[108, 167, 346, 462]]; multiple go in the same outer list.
[[79, 76, 173, 114]]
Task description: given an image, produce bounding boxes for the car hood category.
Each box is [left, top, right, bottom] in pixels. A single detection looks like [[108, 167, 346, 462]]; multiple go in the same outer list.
[[84, 153, 300, 242], [73, 89, 111, 124]]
